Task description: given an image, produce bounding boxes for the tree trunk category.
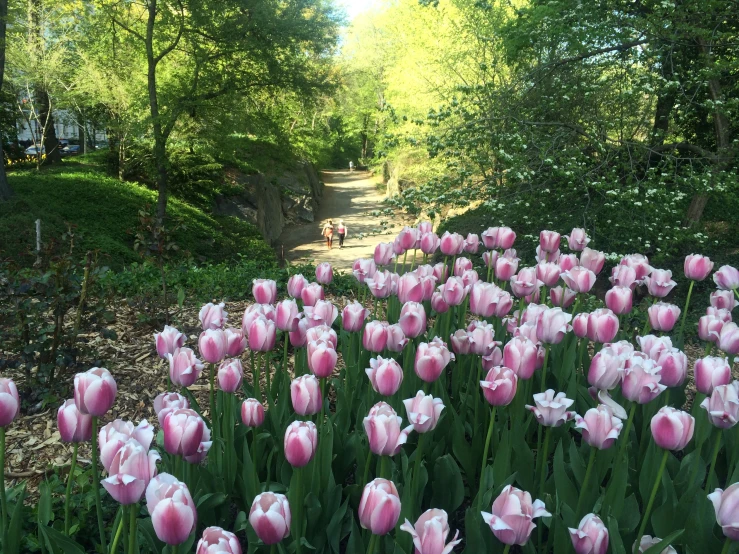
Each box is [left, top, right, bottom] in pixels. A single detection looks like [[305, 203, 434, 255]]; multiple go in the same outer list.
[[0, 0, 12, 200], [147, 0, 168, 225], [38, 89, 62, 164], [685, 194, 708, 227], [79, 119, 86, 154]]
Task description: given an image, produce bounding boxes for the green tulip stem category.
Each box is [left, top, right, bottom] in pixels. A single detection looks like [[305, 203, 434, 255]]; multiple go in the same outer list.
[[502, 545, 511, 554], [705, 342, 714, 356], [372, 297, 379, 320], [294, 466, 304, 554], [636, 449, 669, 547], [441, 256, 449, 284], [538, 425, 553, 498], [479, 406, 497, 502], [254, 352, 263, 404], [473, 356, 484, 435], [0, 426, 8, 548], [540, 343, 551, 393], [362, 452, 373, 488], [517, 297, 525, 326], [402, 251, 408, 274], [705, 428, 723, 495], [617, 402, 637, 461], [64, 442, 78, 535], [720, 536, 732, 554], [380, 455, 390, 480], [734, 289, 739, 301], [641, 298, 657, 337], [171, 545, 178, 554], [486, 262, 494, 283], [264, 353, 274, 412], [366, 533, 379, 554], [127, 503, 137, 554], [271, 546, 277, 554], [575, 447, 597, 518], [412, 432, 427, 495], [677, 280, 695, 341], [91, 416, 107, 551], [283, 336, 290, 373], [109, 511, 125, 554], [410, 249, 417, 272]]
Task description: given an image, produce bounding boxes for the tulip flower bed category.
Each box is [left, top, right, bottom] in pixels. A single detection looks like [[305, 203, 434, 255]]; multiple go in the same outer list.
[[1, 224, 739, 554]]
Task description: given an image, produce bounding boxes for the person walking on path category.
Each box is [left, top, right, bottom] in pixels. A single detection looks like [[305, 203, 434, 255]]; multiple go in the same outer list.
[[322, 220, 334, 249], [337, 220, 347, 248]]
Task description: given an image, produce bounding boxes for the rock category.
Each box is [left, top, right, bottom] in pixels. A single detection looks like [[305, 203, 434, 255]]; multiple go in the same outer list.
[[386, 176, 401, 198], [281, 196, 297, 214], [214, 195, 258, 225]]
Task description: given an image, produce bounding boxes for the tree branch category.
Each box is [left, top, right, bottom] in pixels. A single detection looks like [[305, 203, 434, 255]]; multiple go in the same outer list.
[[541, 38, 648, 68], [154, 0, 184, 64], [112, 17, 146, 42]]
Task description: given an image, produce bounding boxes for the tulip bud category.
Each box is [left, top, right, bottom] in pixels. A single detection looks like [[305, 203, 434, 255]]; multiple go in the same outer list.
[[315, 262, 333, 284], [587, 309, 619, 343], [289, 318, 309, 348], [196, 527, 242, 554], [439, 231, 465, 256], [569, 513, 608, 554], [199, 302, 227, 330], [397, 226, 419, 251], [694, 356, 732, 395], [241, 398, 265, 427], [718, 322, 739, 354], [651, 406, 694, 450], [102, 438, 160, 505], [384, 324, 408, 353], [363, 320, 388, 353], [363, 402, 413, 456], [637, 536, 677, 554], [74, 367, 117, 416], [644, 269, 677, 298], [307, 340, 338, 378], [558, 253, 579, 272], [252, 279, 277, 304], [374, 242, 395, 266], [284, 420, 318, 467], [359, 478, 402, 536], [580, 248, 605, 275], [537, 308, 573, 344], [565, 228, 590, 251], [708, 482, 739, 541], [403, 391, 444, 433], [199, 329, 227, 364], [400, 509, 462, 554], [366, 356, 404, 396], [57, 399, 92, 443], [605, 286, 633, 315], [248, 317, 277, 352], [700, 381, 739, 429], [146, 474, 197, 545], [539, 230, 561, 253], [217, 359, 243, 393], [482, 485, 550, 546], [610, 265, 637, 289], [153, 393, 189, 426], [683, 254, 714, 281], [242, 304, 276, 336], [621, 354, 666, 404], [572, 313, 589, 338], [711, 290, 737, 311], [300, 282, 325, 307], [655, 348, 687, 387], [415, 338, 454, 383], [480, 366, 518, 406], [275, 299, 301, 332], [163, 408, 211, 458], [290, 375, 322, 416], [155, 325, 185, 359], [510, 267, 541, 298], [620, 254, 652, 283], [366, 270, 393, 299], [399, 301, 427, 338], [224, 328, 247, 357], [536, 262, 561, 287], [550, 286, 577, 308], [526, 390, 575, 427], [353, 258, 378, 284], [575, 404, 623, 449], [342, 301, 369, 332], [0, 378, 20, 427], [646, 302, 680, 333], [495, 257, 519, 282], [287, 274, 308, 299], [249, 492, 291, 545], [713, 265, 739, 290], [562, 266, 597, 294]]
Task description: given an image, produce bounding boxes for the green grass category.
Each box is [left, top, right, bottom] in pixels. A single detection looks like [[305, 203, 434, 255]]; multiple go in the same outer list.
[[0, 154, 275, 269]]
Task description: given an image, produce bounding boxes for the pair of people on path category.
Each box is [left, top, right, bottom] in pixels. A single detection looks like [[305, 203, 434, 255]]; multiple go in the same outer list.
[[322, 219, 347, 249]]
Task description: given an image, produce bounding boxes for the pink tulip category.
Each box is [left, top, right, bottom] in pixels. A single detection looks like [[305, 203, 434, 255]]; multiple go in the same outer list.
[[694, 357, 732, 395], [305, 325, 337, 348], [398, 273, 424, 304], [453, 257, 473, 277], [223, 328, 247, 357], [470, 282, 500, 318], [536, 246, 560, 263], [580, 248, 605, 275], [353, 258, 378, 284], [609, 265, 637, 289], [605, 286, 632, 315], [699, 314, 725, 343], [241, 398, 265, 427], [572, 313, 589, 338], [102, 438, 159, 504], [418, 221, 433, 234], [575, 404, 623, 449], [467, 320, 496, 356], [620, 254, 652, 283], [363, 321, 388, 353], [359, 478, 402, 536], [199, 302, 227, 330], [644, 269, 677, 298], [482, 345, 504, 370], [719, 322, 739, 354], [700, 381, 739, 429], [708, 483, 739, 540], [526, 390, 575, 427], [366, 356, 404, 396], [419, 232, 440, 255], [307, 340, 338, 378], [196, 527, 242, 554], [74, 367, 117, 416], [638, 335, 673, 361], [155, 325, 186, 359], [304, 299, 338, 328], [683, 254, 713, 281], [385, 324, 408, 353], [587, 309, 619, 343], [399, 302, 426, 338], [397, 226, 419, 251], [284, 420, 318, 467], [499, 227, 517, 249], [655, 348, 688, 387], [287, 274, 308, 299], [416, 264, 435, 278], [163, 408, 211, 458], [569, 513, 608, 554], [440, 276, 467, 306], [510, 267, 541, 298], [707, 307, 733, 322], [242, 304, 276, 336], [524, 288, 541, 305], [502, 337, 538, 379], [562, 267, 596, 294], [0, 378, 20, 427], [217, 359, 243, 393], [290, 375, 322, 416], [57, 399, 92, 443], [482, 250, 498, 271], [252, 279, 277, 304], [363, 402, 413, 456], [550, 286, 577, 308], [300, 282, 325, 307], [248, 317, 277, 352], [275, 300, 301, 332], [536, 308, 572, 344], [621, 354, 666, 403], [651, 406, 694, 450], [711, 290, 737, 311], [403, 391, 444, 434], [342, 301, 369, 332], [714, 265, 739, 290], [464, 233, 480, 253], [461, 268, 479, 288], [637, 536, 677, 554], [450, 329, 473, 355], [430, 263, 447, 284], [565, 228, 590, 251], [250, 492, 291, 545], [588, 343, 631, 390], [430, 292, 449, 315], [400, 509, 462, 554], [482, 485, 550, 546], [99, 419, 154, 472], [415, 338, 454, 383], [481, 227, 499, 249], [199, 329, 228, 364], [439, 231, 465, 256], [153, 393, 189, 426], [315, 262, 333, 284], [420, 275, 437, 301], [374, 242, 396, 266], [366, 270, 393, 299], [558, 254, 579, 272], [480, 366, 518, 406], [539, 230, 561, 253], [495, 256, 519, 282], [146, 474, 197, 545], [289, 318, 309, 347], [536, 262, 561, 287]]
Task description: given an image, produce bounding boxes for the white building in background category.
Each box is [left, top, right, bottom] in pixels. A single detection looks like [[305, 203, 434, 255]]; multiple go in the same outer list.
[[16, 108, 107, 145]]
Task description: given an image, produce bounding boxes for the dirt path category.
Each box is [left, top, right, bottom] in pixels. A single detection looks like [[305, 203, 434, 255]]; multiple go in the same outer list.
[[278, 170, 405, 271]]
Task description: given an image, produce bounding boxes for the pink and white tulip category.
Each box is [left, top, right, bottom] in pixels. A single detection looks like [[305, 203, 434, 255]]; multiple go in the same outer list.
[[99, 419, 154, 472], [400, 509, 462, 554], [249, 492, 291, 545], [536, 308, 572, 344], [439, 231, 465, 256], [57, 399, 93, 443], [155, 326, 185, 359], [284, 420, 318, 467], [605, 286, 633, 314], [621, 354, 666, 404], [386, 324, 409, 353], [300, 282, 325, 307], [248, 317, 277, 352], [575, 404, 623, 449], [353, 259, 378, 284], [287, 274, 308, 299], [503, 336, 539, 380], [199, 303, 227, 330], [610, 265, 638, 289], [363, 402, 413, 456], [495, 257, 519, 282], [359, 479, 402, 536], [684, 254, 714, 281], [366, 356, 404, 396], [711, 290, 737, 311], [374, 242, 395, 266], [154, 393, 189, 426], [700, 381, 739, 429], [275, 299, 301, 332], [580, 248, 605, 275], [565, 228, 590, 251], [651, 407, 694, 450], [694, 357, 732, 395], [550, 286, 577, 308], [526, 390, 575, 427], [363, 321, 388, 353], [708, 483, 739, 540], [199, 329, 228, 364], [74, 367, 117, 416], [644, 269, 677, 298], [569, 513, 608, 554], [146, 474, 197, 545], [403, 391, 444, 434], [252, 279, 277, 305], [480, 366, 518, 406], [196, 527, 242, 554], [224, 328, 247, 357], [241, 398, 265, 427], [482, 485, 551, 546], [290, 375, 322, 416], [714, 265, 739, 290], [217, 359, 243, 393], [0, 378, 20, 427], [342, 301, 369, 332], [102, 438, 160, 504], [315, 262, 333, 284], [307, 340, 338, 378], [163, 408, 211, 458], [562, 266, 596, 294]]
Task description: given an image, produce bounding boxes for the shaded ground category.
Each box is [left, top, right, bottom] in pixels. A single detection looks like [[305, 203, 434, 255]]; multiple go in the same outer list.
[[277, 170, 407, 270]]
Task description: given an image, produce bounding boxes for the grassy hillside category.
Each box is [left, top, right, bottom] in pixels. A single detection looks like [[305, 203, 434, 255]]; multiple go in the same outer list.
[[0, 154, 274, 269]]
